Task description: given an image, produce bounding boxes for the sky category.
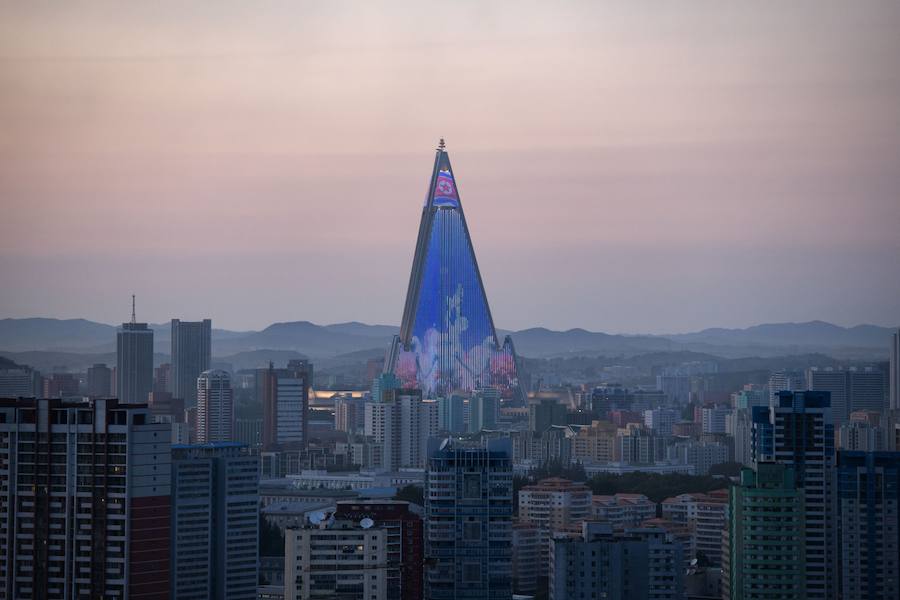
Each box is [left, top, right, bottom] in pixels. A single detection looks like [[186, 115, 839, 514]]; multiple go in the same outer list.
[[1, 1, 899, 333]]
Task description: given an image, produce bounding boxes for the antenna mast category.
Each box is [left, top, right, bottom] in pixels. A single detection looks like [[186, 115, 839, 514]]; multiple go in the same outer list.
[[131, 294, 136, 324]]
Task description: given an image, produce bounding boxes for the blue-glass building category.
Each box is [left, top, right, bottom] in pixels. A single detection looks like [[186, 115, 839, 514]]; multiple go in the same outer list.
[[837, 451, 900, 600], [387, 141, 520, 399]]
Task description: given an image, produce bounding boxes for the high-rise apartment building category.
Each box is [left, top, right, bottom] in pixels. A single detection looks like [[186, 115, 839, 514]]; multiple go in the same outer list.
[[0, 397, 171, 600], [259, 360, 311, 451], [767, 370, 805, 404], [170, 318, 211, 407], [891, 330, 900, 411], [518, 478, 592, 580], [170, 442, 259, 600], [285, 518, 388, 600], [751, 391, 835, 600], [700, 406, 730, 434], [117, 308, 154, 404], [726, 464, 805, 600], [334, 500, 424, 600], [437, 394, 466, 433], [425, 438, 513, 600], [196, 369, 233, 443], [549, 522, 685, 600], [469, 387, 499, 433], [643, 408, 679, 436], [334, 394, 367, 435], [511, 523, 540, 594], [365, 389, 438, 470], [836, 450, 900, 600], [87, 363, 112, 397], [661, 490, 729, 567], [386, 142, 520, 399]]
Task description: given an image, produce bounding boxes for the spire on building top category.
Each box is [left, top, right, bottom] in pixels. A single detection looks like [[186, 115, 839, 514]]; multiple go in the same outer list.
[[438, 138, 445, 151], [131, 294, 136, 324]]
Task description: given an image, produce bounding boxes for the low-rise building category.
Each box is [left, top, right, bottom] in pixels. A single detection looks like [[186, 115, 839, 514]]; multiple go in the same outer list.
[[592, 493, 657, 529], [285, 518, 388, 600]]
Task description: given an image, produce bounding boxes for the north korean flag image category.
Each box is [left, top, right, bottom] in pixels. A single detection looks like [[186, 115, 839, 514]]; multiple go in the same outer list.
[[432, 171, 459, 207]]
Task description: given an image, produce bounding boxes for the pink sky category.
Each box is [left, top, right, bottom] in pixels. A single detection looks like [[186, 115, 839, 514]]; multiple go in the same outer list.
[[1, 1, 899, 332]]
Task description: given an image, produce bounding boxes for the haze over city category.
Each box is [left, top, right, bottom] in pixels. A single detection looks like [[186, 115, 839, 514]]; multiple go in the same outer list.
[[2, 1, 899, 333]]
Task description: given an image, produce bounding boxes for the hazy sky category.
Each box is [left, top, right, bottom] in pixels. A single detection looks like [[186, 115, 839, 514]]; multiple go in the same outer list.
[[1, 1, 899, 333]]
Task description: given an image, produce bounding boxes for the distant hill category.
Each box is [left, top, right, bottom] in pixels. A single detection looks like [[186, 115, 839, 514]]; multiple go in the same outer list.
[[0, 318, 117, 352], [665, 321, 895, 357], [1, 317, 893, 366]]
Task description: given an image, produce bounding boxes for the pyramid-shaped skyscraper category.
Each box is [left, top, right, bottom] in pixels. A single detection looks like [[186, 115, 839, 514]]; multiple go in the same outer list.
[[386, 141, 520, 399]]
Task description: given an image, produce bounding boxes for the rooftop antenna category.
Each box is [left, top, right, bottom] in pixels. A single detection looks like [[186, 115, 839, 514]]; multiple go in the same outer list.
[[438, 138, 445, 151], [131, 294, 136, 324]]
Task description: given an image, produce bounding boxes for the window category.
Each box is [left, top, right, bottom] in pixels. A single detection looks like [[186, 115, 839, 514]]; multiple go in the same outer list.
[[462, 563, 481, 584], [463, 474, 481, 499]]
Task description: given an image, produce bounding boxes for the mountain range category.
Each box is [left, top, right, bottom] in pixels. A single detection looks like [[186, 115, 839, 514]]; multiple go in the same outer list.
[[0, 318, 894, 371]]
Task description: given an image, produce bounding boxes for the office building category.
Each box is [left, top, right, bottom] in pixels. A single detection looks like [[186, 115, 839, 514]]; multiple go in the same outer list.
[[154, 362, 172, 394], [170, 318, 212, 407], [726, 464, 805, 600], [171, 443, 259, 600], [469, 387, 499, 433], [590, 385, 630, 418], [365, 389, 438, 470], [334, 500, 424, 600], [529, 398, 567, 432], [0, 367, 42, 397], [260, 360, 312, 451], [549, 521, 685, 600], [117, 305, 154, 404], [87, 362, 112, 397], [518, 478, 592, 579], [751, 391, 834, 600], [808, 367, 887, 426], [386, 142, 520, 398], [425, 438, 513, 600], [767, 370, 805, 404], [196, 369, 234, 443], [836, 451, 900, 600], [0, 397, 171, 600], [235, 417, 262, 448], [285, 518, 388, 600]]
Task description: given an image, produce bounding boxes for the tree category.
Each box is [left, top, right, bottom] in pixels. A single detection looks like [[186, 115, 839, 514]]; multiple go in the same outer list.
[[259, 513, 285, 557], [708, 461, 742, 478], [394, 484, 424, 506]]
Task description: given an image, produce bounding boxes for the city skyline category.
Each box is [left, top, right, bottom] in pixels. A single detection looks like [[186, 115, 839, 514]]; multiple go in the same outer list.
[[2, 1, 899, 333]]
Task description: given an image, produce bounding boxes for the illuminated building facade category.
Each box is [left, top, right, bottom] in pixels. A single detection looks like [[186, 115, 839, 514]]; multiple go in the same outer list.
[[387, 141, 520, 399]]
